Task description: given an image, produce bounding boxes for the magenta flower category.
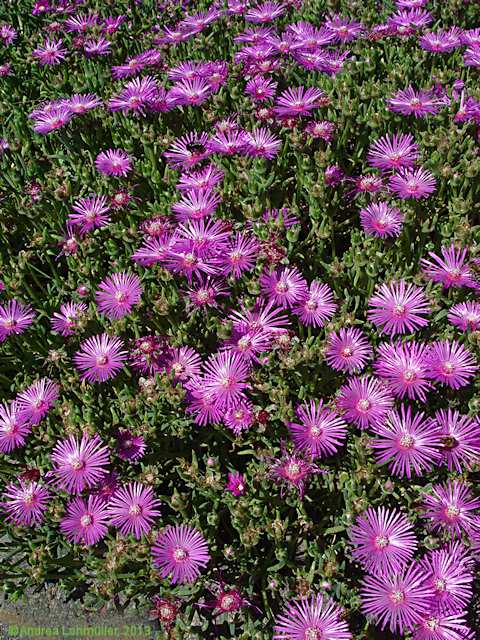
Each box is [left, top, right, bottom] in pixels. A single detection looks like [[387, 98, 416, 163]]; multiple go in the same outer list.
[[349, 507, 417, 575], [108, 76, 158, 114], [129, 334, 172, 375], [245, 75, 277, 102], [0, 401, 31, 452], [389, 167, 437, 199], [447, 301, 480, 331], [186, 387, 224, 426], [420, 245, 477, 289], [200, 350, 250, 409], [424, 340, 477, 389], [422, 480, 480, 537], [260, 266, 308, 309], [225, 471, 246, 496], [50, 433, 109, 494], [245, 1, 287, 23], [171, 189, 221, 221], [69, 195, 111, 234], [229, 300, 290, 337], [367, 281, 430, 335], [325, 14, 364, 42], [325, 328, 372, 373], [32, 38, 67, 65], [164, 132, 211, 169], [337, 376, 394, 430], [434, 409, 480, 472], [60, 495, 109, 545], [419, 28, 463, 53], [273, 594, 352, 640], [413, 612, 473, 640], [95, 149, 132, 177], [374, 341, 432, 401], [288, 400, 348, 459], [0, 300, 36, 342], [274, 86, 326, 118], [223, 400, 255, 434], [95, 271, 143, 319], [64, 93, 101, 115], [360, 202, 404, 238], [367, 133, 419, 172], [269, 447, 320, 498], [219, 233, 259, 279], [108, 482, 160, 539], [116, 429, 146, 462], [242, 128, 282, 159], [177, 165, 224, 192], [304, 120, 335, 142], [387, 86, 447, 117], [360, 563, 435, 633], [31, 105, 73, 134], [74, 334, 127, 383], [51, 301, 87, 336], [152, 524, 210, 584], [292, 281, 336, 328], [168, 346, 202, 382], [2, 480, 50, 527], [16, 378, 59, 425], [370, 405, 442, 478]]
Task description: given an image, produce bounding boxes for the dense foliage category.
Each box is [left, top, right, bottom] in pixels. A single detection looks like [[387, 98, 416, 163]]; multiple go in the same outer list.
[[0, 0, 479, 638]]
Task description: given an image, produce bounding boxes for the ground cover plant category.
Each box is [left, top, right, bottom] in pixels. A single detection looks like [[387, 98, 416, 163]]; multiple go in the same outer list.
[[0, 0, 479, 637]]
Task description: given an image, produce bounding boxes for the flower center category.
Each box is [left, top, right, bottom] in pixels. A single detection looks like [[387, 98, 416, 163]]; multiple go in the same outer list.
[[129, 504, 141, 516], [80, 514, 92, 527], [390, 589, 405, 604], [305, 628, 322, 640], [374, 535, 389, 549], [356, 399, 371, 412], [341, 346, 353, 357], [445, 505, 460, 520], [310, 425, 323, 438], [442, 361, 454, 374], [70, 456, 85, 471], [434, 578, 446, 593], [393, 303, 406, 316], [275, 281, 289, 294], [399, 434, 415, 449], [403, 369, 416, 382], [115, 291, 127, 303], [96, 354, 108, 366], [173, 546, 188, 562], [426, 618, 439, 631]]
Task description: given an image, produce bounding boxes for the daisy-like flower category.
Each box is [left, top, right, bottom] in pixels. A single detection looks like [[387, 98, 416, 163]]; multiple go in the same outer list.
[[260, 266, 308, 309], [374, 341, 432, 401], [116, 430, 146, 462], [229, 299, 290, 337], [171, 189, 222, 222], [95, 149, 132, 177], [420, 543, 473, 616], [273, 594, 352, 640], [325, 14, 364, 42], [84, 37, 111, 57], [370, 405, 442, 478], [360, 202, 404, 238], [420, 245, 477, 289], [149, 596, 179, 630], [16, 378, 59, 425], [186, 387, 224, 426], [32, 38, 67, 65], [337, 376, 394, 430], [448, 301, 480, 331], [242, 128, 282, 159], [422, 480, 480, 538], [245, 1, 287, 23], [152, 524, 210, 584], [367, 281, 430, 335], [50, 433, 109, 494], [177, 165, 224, 193], [360, 563, 436, 633], [108, 482, 160, 539], [464, 48, 480, 68], [304, 120, 335, 142], [245, 75, 277, 102], [2, 480, 50, 527], [288, 400, 348, 459], [64, 93, 101, 115], [164, 132, 211, 169], [95, 271, 143, 319], [129, 334, 172, 375], [0, 402, 31, 452], [387, 86, 447, 118], [389, 167, 436, 199], [168, 346, 202, 382], [223, 400, 255, 434], [349, 507, 417, 575], [434, 409, 480, 472], [367, 133, 419, 172], [274, 86, 327, 118], [0, 300, 36, 342], [419, 28, 463, 53], [218, 232, 259, 279], [74, 334, 127, 383], [60, 495, 109, 545], [51, 301, 87, 336], [68, 195, 111, 234], [169, 78, 214, 107], [325, 328, 372, 373], [108, 76, 158, 114], [270, 446, 320, 498], [201, 351, 250, 409], [424, 340, 477, 389], [225, 471, 246, 496], [292, 281, 336, 328], [413, 613, 473, 640], [387, 8, 432, 35], [31, 105, 73, 134]]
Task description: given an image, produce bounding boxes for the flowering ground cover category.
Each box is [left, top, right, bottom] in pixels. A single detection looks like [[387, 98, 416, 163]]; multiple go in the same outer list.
[[0, 0, 479, 638]]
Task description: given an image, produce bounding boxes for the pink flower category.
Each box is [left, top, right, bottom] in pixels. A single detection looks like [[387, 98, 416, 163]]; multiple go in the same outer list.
[[273, 594, 352, 640], [447, 301, 480, 331], [108, 482, 160, 539], [16, 378, 59, 425], [422, 480, 480, 538], [374, 341, 432, 401], [337, 376, 394, 429], [424, 340, 477, 389], [60, 495, 109, 545], [370, 405, 442, 478], [260, 266, 308, 308], [325, 328, 372, 373], [288, 400, 348, 459], [0, 300, 35, 342], [434, 409, 480, 472], [69, 195, 111, 234], [274, 86, 327, 118], [95, 271, 143, 319], [2, 480, 50, 527], [349, 507, 417, 575], [388, 167, 436, 199], [152, 524, 210, 584], [0, 401, 31, 452], [269, 446, 321, 498], [292, 281, 337, 328], [51, 301, 87, 336], [74, 334, 127, 383], [50, 433, 109, 494], [201, 350, 251, 409], [367, 281, 430, 335], [360, 202, 404, 238], [94, 149, 132, 177], [367, 132, 419, 172], [421, 245, 477, 289], [225, 471, 246, 496]]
